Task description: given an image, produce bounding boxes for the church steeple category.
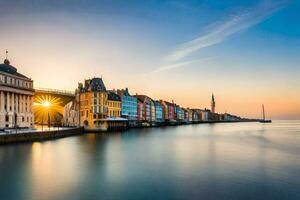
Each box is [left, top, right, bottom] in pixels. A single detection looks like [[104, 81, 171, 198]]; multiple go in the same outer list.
[[211, 93, 216, 113]]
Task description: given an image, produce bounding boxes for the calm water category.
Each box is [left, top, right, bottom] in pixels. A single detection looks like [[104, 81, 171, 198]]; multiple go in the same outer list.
[[0, 121, 300, 200]]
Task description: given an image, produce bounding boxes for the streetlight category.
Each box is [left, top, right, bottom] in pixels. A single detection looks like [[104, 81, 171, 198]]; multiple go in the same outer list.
[[41, 100, 51, 131]]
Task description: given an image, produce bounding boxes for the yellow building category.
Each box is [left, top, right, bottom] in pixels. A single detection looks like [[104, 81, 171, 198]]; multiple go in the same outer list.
[[107, 91, 121, 118], [78, 78, 108, 130], [77, 78, 127, 131]]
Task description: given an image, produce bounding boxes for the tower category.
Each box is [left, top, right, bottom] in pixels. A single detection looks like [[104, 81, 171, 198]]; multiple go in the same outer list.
[[211, 94, 215, 113]]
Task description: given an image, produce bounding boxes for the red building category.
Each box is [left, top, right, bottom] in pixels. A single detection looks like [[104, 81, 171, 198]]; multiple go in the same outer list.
[[160, 100, 176, 122], [137, 98, 144, 121]]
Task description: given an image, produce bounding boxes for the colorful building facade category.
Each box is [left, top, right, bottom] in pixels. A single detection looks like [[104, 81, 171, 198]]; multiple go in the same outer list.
[[117, 88, 138, 123], [160, 100, 176, 122], [107, 91, 121, 118], [78, 78, 127, 131], [154, 100, 164, 123]]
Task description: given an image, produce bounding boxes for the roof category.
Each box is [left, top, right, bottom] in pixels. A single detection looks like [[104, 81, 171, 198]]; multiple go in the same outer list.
[[80, 77, 106, 92], [135, 95, 154, 103], [0, 60, 31, 79], [108, 91, 121, 101], [135, 95, 146, 102]]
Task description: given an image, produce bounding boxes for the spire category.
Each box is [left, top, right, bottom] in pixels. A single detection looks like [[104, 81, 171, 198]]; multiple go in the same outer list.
[[211, 93, 216, 113], [4, 49, 10, 65]]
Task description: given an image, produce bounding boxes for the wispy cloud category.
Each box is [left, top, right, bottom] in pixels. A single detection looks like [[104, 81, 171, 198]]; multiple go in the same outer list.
[[148, 57, 213, 74], [167, 0, 290, 62]]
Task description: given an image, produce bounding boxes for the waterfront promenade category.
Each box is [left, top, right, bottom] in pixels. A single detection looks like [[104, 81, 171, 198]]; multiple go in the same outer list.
[[0, 127, 84, 144]]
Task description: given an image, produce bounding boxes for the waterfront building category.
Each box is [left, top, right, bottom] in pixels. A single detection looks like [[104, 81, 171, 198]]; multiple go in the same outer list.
[[135, 95, 155, 125], [192, 109, 200, 122], [63, 98, 79, 127], [154, 100, 164, 123], [186, 108, 193, 122], [150, 98, 156, 124], [175, 106, 184, 122], [160, 100, 176, 122], [211, 93, 216, 113], [0, 57, 34, 128], [137, 98, 145, 122], [223, 113, 241, 121], [107, 91, 121, 118], [201, 109, 210, 121], [192, 109, 204, 121], [117, 88, 138, 125], [77, 78, 127, 131], [78, 78, 108, 128], [182, 108, 189, 123]]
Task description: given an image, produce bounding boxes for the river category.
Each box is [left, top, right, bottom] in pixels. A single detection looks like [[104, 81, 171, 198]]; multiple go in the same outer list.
[[0, 120, 299, 200]]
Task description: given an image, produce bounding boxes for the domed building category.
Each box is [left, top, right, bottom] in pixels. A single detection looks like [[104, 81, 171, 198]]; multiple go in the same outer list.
[[0, 58, 34, 128]]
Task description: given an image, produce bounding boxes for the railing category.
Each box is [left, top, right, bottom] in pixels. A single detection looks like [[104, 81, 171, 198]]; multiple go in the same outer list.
[[34, 87, 75, 96]]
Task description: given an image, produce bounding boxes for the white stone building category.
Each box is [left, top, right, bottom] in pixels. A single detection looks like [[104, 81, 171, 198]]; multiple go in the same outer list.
[[0, 58, 34, 128], [63, 98, 79, 127]]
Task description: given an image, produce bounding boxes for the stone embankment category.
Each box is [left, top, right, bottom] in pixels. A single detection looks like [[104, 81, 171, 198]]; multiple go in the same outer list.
[[0, 127, 84, 144]]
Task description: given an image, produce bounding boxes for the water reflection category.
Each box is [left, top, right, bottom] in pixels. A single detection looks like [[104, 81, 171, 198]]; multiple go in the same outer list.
[[29, 140, 85, 200], [0, 121, 299, 200]]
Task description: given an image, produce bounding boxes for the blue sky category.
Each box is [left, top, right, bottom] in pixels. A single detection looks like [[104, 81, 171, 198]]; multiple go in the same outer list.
[[0, 0, 299, 119]]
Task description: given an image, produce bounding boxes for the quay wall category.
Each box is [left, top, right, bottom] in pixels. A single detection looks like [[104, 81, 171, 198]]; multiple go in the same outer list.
[[0, 127, 84, 144], [0, 120, 258, 144]]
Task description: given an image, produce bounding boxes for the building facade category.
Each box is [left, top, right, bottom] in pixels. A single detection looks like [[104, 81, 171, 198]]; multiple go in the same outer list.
[[135, 95, 155, 125], [160, 100, 176, 122], [63, 98, 79, 127], [78, 78, 108, 129], [78, 78, 127, 131], [154, 100, 164, 123], [175, 106, 184, 122], [117, 88, 138, 122], [0, 58, 34, 128], [107, 91, 121, 118], [137, 98, 144, 122]]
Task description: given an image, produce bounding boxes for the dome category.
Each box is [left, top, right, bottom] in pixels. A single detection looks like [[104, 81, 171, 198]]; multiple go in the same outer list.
[[0, 59, 17, 74], [0, 59, 29, 79]]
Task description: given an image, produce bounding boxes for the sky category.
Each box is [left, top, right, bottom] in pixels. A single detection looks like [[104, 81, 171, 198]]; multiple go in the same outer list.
[[0, 0, 300, 119]]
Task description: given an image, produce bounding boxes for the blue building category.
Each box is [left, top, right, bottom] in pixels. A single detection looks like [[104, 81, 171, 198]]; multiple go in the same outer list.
[[117, 88, 138, 124], [154, 100, 164, 123], [175, 106, 184, 121]]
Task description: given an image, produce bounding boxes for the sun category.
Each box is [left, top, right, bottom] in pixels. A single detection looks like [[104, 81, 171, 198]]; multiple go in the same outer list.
[[42, 101, 51, 107], [33, 95, 64, 125]]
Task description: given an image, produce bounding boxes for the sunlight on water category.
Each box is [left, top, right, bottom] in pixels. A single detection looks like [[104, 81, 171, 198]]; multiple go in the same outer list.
[[0, 121, 299, 200]]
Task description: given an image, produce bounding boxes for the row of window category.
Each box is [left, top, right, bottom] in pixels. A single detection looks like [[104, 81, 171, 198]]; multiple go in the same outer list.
[[108, 110, 121, 117], [4, 115, 33, 123], [0, 74, 33, 89], [107, 101, 121, 108]]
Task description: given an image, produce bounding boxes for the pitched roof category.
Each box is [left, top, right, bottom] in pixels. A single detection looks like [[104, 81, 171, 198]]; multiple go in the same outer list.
[[108, 91, 121, 101], [80, 77, 106, 92]]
